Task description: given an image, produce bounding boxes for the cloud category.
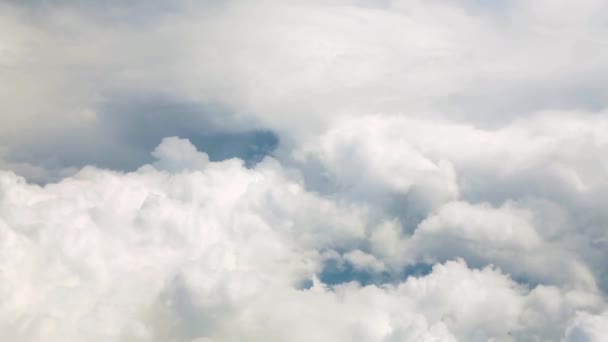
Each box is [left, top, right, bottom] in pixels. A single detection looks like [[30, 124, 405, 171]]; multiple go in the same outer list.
[[3, 0, 608, 180], [0, 138, 607, 341], [565, 311, 608, 342], [297, 112, 608, 291], [0, 94, 279, 183], [408, 201, 597, 291], [1, 1, 608, 341], [151, 137, 210, 171]]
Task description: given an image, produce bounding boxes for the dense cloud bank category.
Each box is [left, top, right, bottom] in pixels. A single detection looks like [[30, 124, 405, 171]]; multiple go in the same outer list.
[[1, 1, 608, 341], [1, 136, 607, 341]]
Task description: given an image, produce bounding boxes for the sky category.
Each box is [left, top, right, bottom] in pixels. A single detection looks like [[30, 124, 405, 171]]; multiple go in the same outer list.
[[1, 0, 608, 341]]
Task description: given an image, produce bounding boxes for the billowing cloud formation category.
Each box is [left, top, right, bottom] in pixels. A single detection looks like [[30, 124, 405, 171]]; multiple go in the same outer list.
[[1, 0, 608, 341], [0, 137, 606, 341]]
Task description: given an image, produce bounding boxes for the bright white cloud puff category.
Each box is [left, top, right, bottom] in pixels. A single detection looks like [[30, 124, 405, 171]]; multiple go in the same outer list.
[[1, 1, 608, 341]]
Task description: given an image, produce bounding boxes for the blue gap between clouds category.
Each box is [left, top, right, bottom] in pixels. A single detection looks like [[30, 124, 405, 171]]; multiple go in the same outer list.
[[312, 260, 433, 288]]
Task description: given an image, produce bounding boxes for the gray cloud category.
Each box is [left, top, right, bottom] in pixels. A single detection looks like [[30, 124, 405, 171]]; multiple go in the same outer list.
[[2, 93, 278, 182]]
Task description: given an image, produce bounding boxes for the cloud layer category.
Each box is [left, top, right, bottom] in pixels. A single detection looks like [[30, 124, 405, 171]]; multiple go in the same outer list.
[[1, 1, 608, 341], [1, 136, 607, 341]]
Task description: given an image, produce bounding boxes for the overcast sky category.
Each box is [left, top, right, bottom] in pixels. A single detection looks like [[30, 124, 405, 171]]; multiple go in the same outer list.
[[1, 1, 608, 341]]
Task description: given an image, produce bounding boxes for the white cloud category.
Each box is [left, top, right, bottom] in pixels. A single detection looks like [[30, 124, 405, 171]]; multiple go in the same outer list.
[[0, 138, 606, 341], [298, 112, 608, 291], [408, 201, 597, 291], [565, 311, 608, 342], [2, 1, 608, 341], [151, 137, 209, 171]]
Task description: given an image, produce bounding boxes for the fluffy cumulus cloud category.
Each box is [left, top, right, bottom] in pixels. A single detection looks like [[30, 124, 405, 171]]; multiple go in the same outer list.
[[1, 1, 608, 341]]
